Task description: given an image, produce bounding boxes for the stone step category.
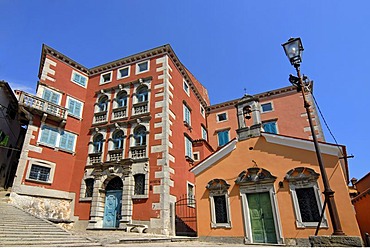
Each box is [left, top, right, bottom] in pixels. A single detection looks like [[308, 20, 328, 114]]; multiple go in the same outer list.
[[0, 236, 87, 241], [0, 230, 69, 235], [0, 239, 98, 246]]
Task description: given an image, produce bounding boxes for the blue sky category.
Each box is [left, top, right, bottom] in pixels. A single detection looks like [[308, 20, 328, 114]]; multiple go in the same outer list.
[[1, 1, 369, 180]]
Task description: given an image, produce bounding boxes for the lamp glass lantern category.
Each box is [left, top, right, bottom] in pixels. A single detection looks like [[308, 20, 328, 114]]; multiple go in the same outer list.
[[282, 37, 304, 65]]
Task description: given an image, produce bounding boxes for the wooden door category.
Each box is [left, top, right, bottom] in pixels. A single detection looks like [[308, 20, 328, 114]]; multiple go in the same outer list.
[[247, 192, 277, 244], [103, 190, 122, 228]]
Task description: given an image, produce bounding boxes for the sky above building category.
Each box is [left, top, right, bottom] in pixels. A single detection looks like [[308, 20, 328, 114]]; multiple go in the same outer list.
[[1, 1, 369, 180]]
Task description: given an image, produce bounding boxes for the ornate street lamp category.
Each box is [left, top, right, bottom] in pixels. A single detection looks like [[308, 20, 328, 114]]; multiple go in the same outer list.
[[282, 38, 345, 236]]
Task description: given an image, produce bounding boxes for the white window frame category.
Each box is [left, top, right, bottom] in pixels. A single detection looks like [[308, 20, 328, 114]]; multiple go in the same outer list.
[[117, 66, 130, 79], [183, 104, 191, 126], [37, 124, 77, 153], [38, 86, 62, 105], [261, 102, 274, 113], [71, 70, 88, 88], [200, 104, 205, 118], [209, 191, 231, 228], [201, 126, 208, 141], [289, 182, 328, 228], [193, 151, 200, 161], [184, 136, 193, 159], [183, 80, 190, 96], [66, 96, 84, 119], [136, 60, 150, 74], [25, 158, 56, 184], [216, 112, 228, 122], [187, 182, 195, 207], [100, 71, 112, 85]]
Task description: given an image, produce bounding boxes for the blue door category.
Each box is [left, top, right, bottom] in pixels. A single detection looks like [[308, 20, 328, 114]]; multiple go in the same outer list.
[[103, 190, 122, 228]]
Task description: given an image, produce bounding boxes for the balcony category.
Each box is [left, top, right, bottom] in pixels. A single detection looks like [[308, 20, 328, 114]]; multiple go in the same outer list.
[[108, 149, 124, 162], [112, 107, 127, 120], [93, 111, 107, 124], [89, 153, 102, 164], [18, 91, 67, 123], [132, 102, 148, 116], [130, 146, 146, 160]]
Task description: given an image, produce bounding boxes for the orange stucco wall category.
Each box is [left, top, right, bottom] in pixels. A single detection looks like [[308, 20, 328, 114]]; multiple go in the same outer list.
[[194, 136, 361, 240], [353, 173, 370, 241]]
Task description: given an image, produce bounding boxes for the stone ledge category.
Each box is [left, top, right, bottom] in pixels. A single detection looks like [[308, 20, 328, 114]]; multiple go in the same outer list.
[[309, 235, 363, 247]]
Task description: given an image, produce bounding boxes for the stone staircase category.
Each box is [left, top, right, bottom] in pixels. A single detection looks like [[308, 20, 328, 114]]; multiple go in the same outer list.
[[0, 192, 100, 247]]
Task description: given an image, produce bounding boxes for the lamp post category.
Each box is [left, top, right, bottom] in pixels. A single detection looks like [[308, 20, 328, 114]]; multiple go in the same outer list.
[[282, 37, 345, 236]]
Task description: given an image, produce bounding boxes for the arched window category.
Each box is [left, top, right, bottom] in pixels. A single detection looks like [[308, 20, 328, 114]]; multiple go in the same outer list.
[[112, 130, 124, 150], [134, 126, 146, 146], [98, 95, 108, 112], [116, 91, 128, 108], [93, 134, 104, 153], [136, 86, 148, 103]]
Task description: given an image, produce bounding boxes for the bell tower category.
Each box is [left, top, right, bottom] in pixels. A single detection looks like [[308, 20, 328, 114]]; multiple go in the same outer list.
[[235, 94, 262, 141]]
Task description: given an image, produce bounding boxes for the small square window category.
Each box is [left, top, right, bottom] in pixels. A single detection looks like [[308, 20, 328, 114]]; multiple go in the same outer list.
[[193, 152, 200, 161], [136, 61, 149, 74], [100, 72, 112, 84], [261, 102, 273, 113], [117, 67, 130, 79], [217, 113, 227, 122]]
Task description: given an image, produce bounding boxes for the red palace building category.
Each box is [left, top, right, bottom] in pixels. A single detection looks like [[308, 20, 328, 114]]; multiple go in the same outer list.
[[10, 44, 325, 235]]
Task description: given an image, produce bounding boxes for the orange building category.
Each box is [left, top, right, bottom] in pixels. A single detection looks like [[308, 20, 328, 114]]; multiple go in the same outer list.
[[191, 95, 362, 245], [352, 172, 370, 245], [207, 85, 325, 150]]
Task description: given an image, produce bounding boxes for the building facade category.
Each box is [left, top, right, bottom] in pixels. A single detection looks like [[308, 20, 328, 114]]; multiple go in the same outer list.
[[0, 81, 25, 190], [10, 44, 329, 236], [191, 95, 361, 245], [11, 44, 210, 235]]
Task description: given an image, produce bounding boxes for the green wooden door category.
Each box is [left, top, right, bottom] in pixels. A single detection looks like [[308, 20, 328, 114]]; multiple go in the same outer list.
[[247, 192, 277, 244]]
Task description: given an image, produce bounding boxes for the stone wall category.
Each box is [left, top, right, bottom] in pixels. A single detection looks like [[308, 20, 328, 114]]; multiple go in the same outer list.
[[10, 192, 72, 221]]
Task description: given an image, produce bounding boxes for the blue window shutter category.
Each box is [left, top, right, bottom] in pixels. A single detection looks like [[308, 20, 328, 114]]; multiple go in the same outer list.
[[40, 126, 50, 144], [59, 131, 75, 151], [74, 101, 82, 116], [40, 125, 58, 146], [50, 92, 59, 104], [42, 89, 51, 101], [59, 131, 67, 149], [218, 131, 229, 146], [68, 99, 76, 114], [263, 122, 277, 134]]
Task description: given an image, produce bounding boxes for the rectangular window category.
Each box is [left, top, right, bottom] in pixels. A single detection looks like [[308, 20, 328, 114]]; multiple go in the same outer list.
[[71, 71, 87, 87], [183, 104, 191, 126], [117, 66, 130, 79], [136, 60, 149, 74], [183, 81, 190, 95], [217, 130, 229, 146], [85, 179, 94, 198], [217, 112, 227, 122], [200, 105, 205, 118], [29, 165, 51, 182], [263, 121, 278, 134], [187, 183, 195, 207], [201, 126, 208, 141], [134, 174, 145, 195], [261, 102, 273, 113], [40, 125, 58, 146], [296, 188, 321, 222], [59, 130, 76, 152], [42, 88, 60, 104], [185, 136, 193, 158], [193, 152, 200, 161], [213, 195, 228, 223], [67, 97, 83, 118], [100, 71, 112, 84]]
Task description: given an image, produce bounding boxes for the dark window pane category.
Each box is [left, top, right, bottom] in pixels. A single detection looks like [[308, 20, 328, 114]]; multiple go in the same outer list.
[[29, 165, 50, 182], [134, 174, 145, 195], [214, 195, 228, 223], [296, 187, 321, 222], [85, 179, 94, 197], [261, 103, 273, 112]]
